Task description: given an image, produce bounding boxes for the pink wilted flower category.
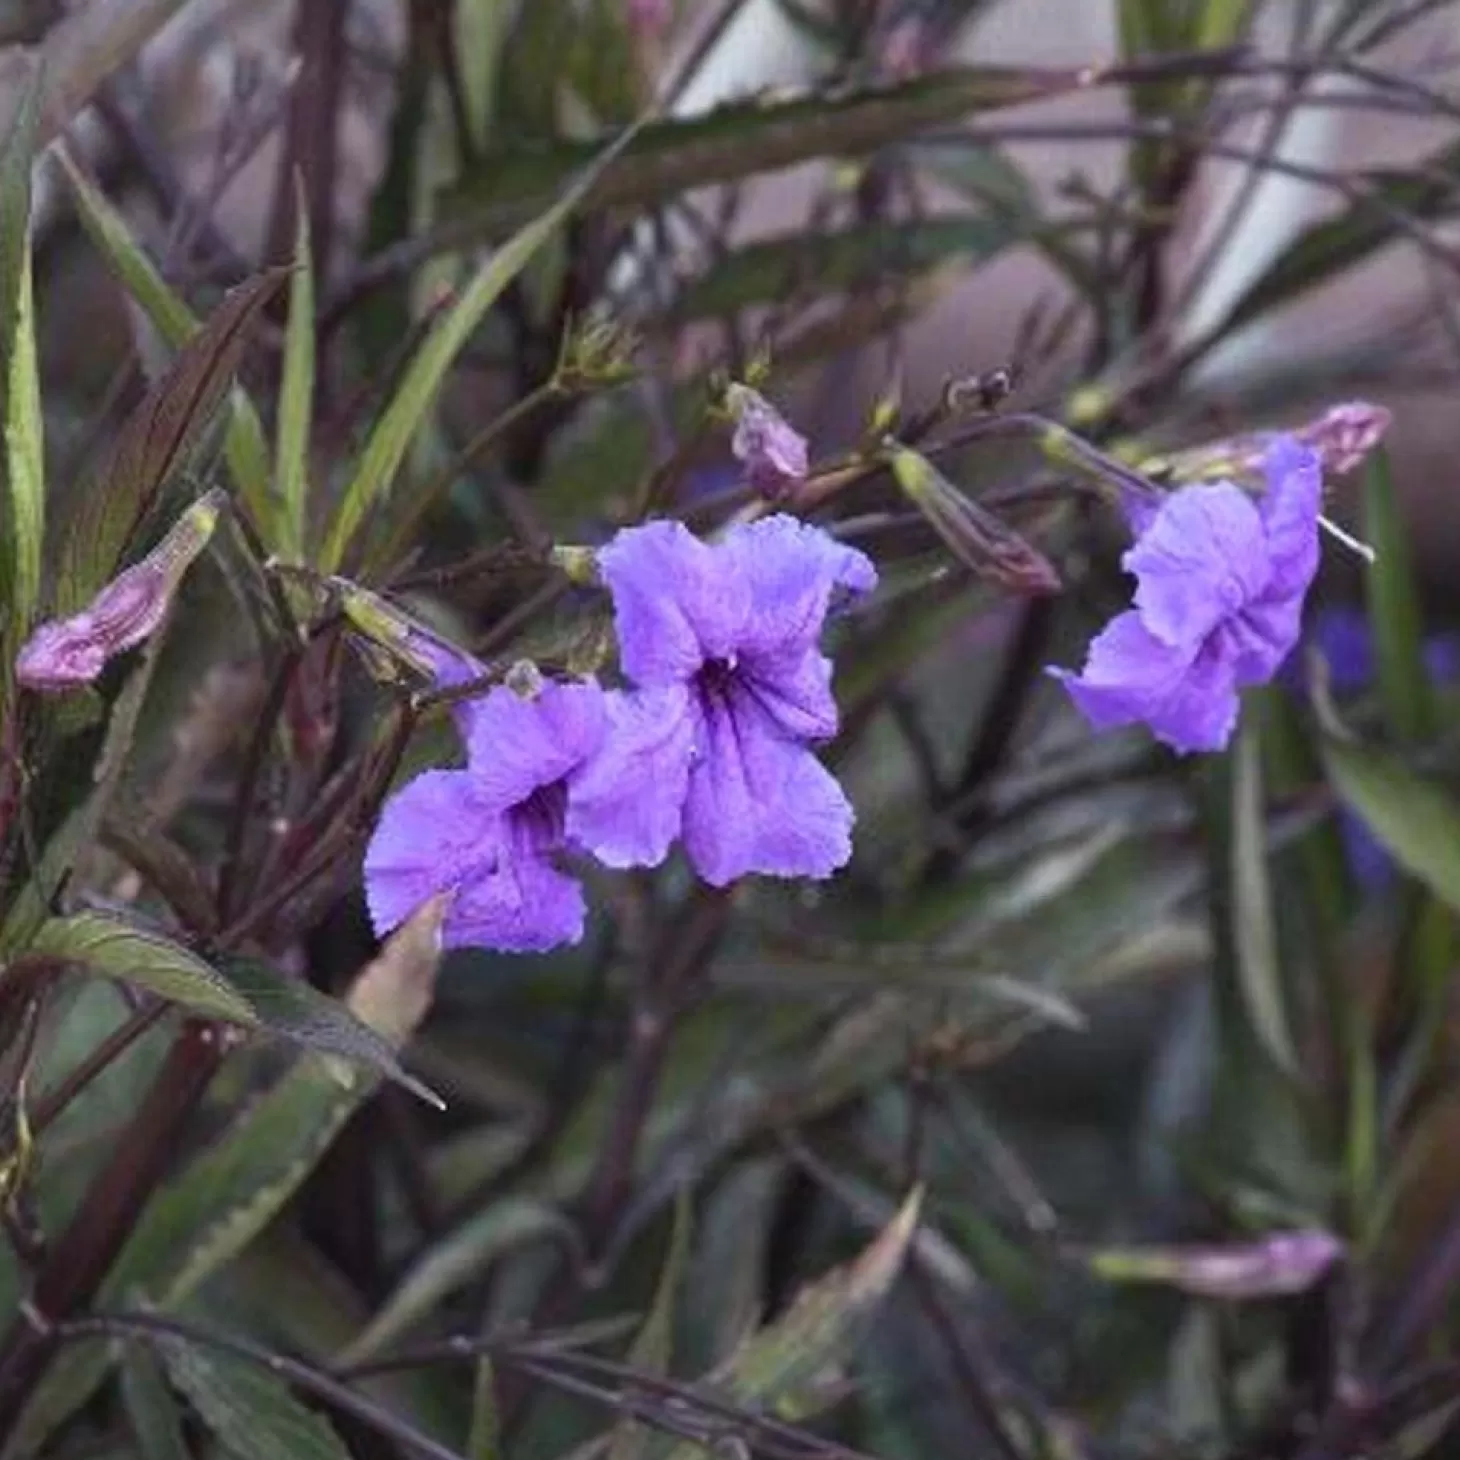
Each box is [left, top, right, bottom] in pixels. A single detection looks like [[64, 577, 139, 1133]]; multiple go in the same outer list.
[[725, 383, 809, 501], [1048, 437, 1322, 754], [17, 491, 224, 692], [1085, 1228, 1343, 1300], [1293, 400, 1392, 476], [596, 515, 875, 885]]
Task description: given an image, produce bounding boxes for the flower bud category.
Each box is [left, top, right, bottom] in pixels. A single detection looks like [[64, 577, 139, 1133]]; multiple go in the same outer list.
[[17, 490, 224, 692], [1294, 401, 1392, 476], [337, 582, 482, 688], [725, 383, 809, 502], [1084, 1229, 1343, 1300]]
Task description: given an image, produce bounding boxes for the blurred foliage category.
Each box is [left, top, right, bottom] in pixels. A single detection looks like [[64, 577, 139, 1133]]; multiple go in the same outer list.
[[0, 1, 1459, 1458]]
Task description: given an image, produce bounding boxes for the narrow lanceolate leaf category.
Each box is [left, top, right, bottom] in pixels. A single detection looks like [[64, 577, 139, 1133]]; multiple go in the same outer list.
[[56, 148, 279, 544], [275, 187, 316, 563], [1, 902, 450, 1454], [119, 1349, 191, 1460], [157, 1339, 350, 1460], [1231, 719, 1299, 1079], [1363, 449, 1433, 743], [609, 1189, 694, 1460], [1324, 738, 1460, 912], [0, 79, 43, 654], [218, 954, 443, 1106], [57, 270, 285, 614], [318, 116, 646, 572], [662, 1187, 922, 1460], [27, 913, 256, 1023], [440, 67, 1111, 242]]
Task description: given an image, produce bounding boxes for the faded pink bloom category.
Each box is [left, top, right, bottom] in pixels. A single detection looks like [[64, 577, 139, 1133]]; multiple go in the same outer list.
[[726, 383, 809, 501], [1086, 1228, 1343, 1300], [17, 492, 224, 692], [1293, 401, 1393, 476]]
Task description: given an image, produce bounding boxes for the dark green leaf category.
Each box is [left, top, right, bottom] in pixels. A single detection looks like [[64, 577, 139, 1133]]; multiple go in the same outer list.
[[441, 68, 1101, 242], [158, 1338, 350, 1460], [275, 189, 315, 564], [219, 954, 442, 1106], [27, 913, 254, 1023], [1363, 448, 1433, 742], [119, 1349, 190, 1460], [1323, 737, 1460, 912], [58, 270, 285, 613], [1210, 139, 1460, 342]]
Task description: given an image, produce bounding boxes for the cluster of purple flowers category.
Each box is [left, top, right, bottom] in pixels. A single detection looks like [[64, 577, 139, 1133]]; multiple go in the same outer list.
[[364, 515, 876, 954]]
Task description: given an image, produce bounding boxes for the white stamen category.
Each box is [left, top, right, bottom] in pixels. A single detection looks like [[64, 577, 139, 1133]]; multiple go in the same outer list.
[[1318, 514, 1376, 563]]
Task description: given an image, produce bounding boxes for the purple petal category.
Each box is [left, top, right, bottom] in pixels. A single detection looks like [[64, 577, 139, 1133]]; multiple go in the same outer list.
[[598, 520, 747, 686], [721, 515, 876, 658], [451, 846, 587, 954], [463, 679, 607, 810], [1227, 589, 1308, 686], [364, 769, 504, 941], [1050, 612, 1241, 753], [566, 686, 694, 868], [1125, 483, 1268, 647], [682, 689, 853, 884], [1257, 437, 1323, 597], [738, 646, 839, 741]]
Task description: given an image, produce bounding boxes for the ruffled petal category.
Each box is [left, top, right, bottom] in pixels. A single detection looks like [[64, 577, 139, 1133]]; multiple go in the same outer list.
[[1125, 483, 1268, 647], [451, 848, 587, 954], [1257, 436, 1323, 597], [598, 519, 746, 685], [682, 687, 853, 884], [737, 646, 838, 741], [462, 679, 607, 809], [566, 686, 693, 867], [1051, 611, 1241, 751], [1226, 592, 1306, 686], [364, 769, 504, 940], [719, 514, 877, 660]]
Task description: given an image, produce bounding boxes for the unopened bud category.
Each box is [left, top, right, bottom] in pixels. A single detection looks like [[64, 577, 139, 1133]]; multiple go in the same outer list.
[[888, 442, 1061, 595], [549, 544, 601, 586], [17, 491, 224, 692], [725, 383, 809, 502], [1084, 1229, 1343, 1300], [338, 583, 485, 688], [1294, 401, 1392, 477]]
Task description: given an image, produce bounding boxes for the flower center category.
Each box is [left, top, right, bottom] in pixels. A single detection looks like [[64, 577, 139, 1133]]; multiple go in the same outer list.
[[513, 778, 569, 851], [695, 655, 740, 702]]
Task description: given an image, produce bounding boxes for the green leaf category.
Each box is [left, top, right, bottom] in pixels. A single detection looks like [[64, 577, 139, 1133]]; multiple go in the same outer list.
[[1209, 138, 1460, 343], [662, 1187, 922, 1457], [218, 955, 442, 1107], [28, 913, 255, 1023], [1363, 448, 1433, 742], [337, 1197, 574, 1364], [467, 1359, 501, 1460], [119, 1349, 190, 1460], [275, 188, 316, 563], [56, 149, 280, 547], [158, 1338, 350, 1460], [1230, 718, 1299, 1078], [319, 116, 646, 572], [1323, 738, 1460, 912], [609, 1189, 693, 1460], [440, 67, 1098, 243], [0, 78, 44, 654], [56, 269, 285, 614]]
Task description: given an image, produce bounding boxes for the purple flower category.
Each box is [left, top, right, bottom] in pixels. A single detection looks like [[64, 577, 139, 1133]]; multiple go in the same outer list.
[[726, 384, 809, 501], [1050, 437, 1322, 753], [17, 492, 222, 692], [364, 675, 684, 954], [597, 515, 875, 885]]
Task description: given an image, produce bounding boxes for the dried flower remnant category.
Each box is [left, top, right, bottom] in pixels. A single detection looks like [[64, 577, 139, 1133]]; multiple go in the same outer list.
[[1293, 400, 1393, 477], [17, 491, 225, 692], [597, 515, 875, 885], [1085, 1229, 1343, 1300], [1050, 438, 1322, 754], [725, 383, 809, 501]]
